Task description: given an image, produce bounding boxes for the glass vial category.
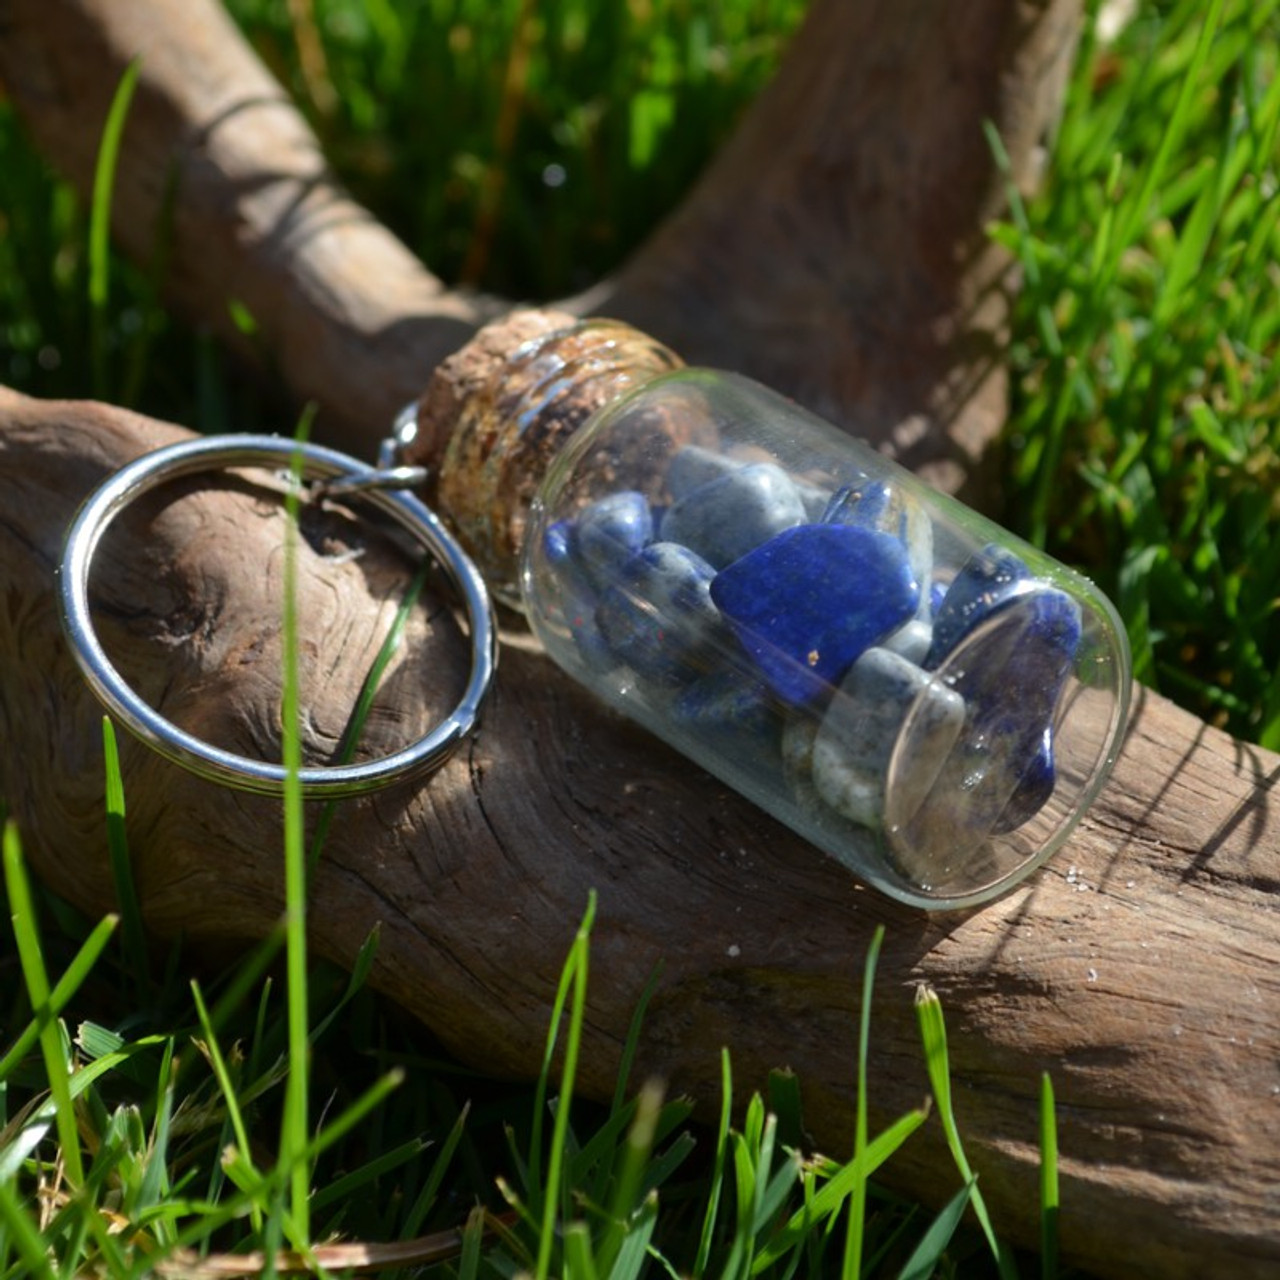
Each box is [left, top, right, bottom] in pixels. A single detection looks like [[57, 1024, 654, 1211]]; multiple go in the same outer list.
[[410, 312, 1131, 910]]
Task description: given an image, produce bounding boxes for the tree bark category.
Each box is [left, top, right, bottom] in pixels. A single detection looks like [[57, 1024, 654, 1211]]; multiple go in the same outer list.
[[2, 387, 1278, 1280]]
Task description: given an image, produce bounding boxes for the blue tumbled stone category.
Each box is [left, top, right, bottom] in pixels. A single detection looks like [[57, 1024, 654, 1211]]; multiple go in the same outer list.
[[666, 445, 741, 500], [888, 584, 1081, 877], [823, 479, 933, 617], [709, 524, 920, 705], [543, 521, 614, 672], [992, 725, 1057, 834], [595, 542, 726, 689], [573, 491, 655, 590], [925, 544, 1032, 667], [661, 462, 806, 568], [673, 669, 780, 743]]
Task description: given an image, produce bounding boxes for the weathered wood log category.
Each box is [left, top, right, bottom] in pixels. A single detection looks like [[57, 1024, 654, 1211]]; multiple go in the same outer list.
[[5, 0, 1279, 1276], [3, 388, 1279, 1280]]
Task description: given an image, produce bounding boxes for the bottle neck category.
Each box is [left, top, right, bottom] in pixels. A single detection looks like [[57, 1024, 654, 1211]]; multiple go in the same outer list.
[[418, 311, 683, 596]]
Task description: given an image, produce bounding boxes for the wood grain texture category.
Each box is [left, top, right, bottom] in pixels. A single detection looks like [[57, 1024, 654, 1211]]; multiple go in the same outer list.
[[584, 0, 1083, 500], [2, 390, 1278, 1278]]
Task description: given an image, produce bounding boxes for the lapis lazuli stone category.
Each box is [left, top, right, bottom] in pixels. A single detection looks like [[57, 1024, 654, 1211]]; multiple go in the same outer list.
[[673, 668, 779, 743], [925, 544, 1032, 667], [822, 479, 933, 615], [573, 491, 655, 590], [595, 542, 725, 689], [661, 462, 806, 568], [709, 524, 920, 705], [945, 585, 1080, 770], [992, 725, 1057, 834], [894, 585, 1081, 867]]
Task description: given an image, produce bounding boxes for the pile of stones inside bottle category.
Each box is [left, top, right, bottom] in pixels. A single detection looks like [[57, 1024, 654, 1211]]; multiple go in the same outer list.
[[539, 444, 1080, 880]]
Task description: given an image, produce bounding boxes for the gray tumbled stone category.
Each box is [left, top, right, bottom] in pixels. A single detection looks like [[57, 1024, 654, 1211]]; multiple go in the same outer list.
[[880, 619, 933, 665], [781, 711, 820, 806], [666, 446, 742, 500], [661, 462, 806, 568], [811, 647, 964, 829], [595, 541, 726, 690]]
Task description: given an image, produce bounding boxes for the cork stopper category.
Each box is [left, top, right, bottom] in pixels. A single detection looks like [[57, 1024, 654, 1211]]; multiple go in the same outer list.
[[408, 308, 684, 598]]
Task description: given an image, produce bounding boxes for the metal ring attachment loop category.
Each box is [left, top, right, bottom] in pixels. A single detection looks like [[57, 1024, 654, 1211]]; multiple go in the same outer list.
[[58, 434, 497, 799]]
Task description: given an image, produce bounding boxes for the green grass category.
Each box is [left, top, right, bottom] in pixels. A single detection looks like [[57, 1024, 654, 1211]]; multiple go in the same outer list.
[[2, 0, 1278, 1275], [4, 820, 1051, 1277], [995, 0, 1280, 744]]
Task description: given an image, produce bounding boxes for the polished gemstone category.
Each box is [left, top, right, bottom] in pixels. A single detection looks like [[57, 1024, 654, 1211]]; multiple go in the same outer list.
[[595, 541, 726, 689], [926, 544, 1031, 667], [666, 445, 741, 500], [573, 490, 655, 590], [661, 462, 807, 568], [823, 479, 933, 615], [881, 618, 933, 665], [709, 524, 920, 704], [992, 725, 1057, 834], [893, 585, 1081, 869], [543, 520, 614, 672], [673, 668, 779, 742], [812, 647, 965, 828]]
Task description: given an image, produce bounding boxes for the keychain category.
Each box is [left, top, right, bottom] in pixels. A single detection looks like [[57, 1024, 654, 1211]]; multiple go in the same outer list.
[[60, 311, 1130, 909], [59, 426, 497, 799]]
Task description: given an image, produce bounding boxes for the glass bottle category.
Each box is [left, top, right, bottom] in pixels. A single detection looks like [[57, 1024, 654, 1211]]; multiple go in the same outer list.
[[406, 310, 1131, 910]]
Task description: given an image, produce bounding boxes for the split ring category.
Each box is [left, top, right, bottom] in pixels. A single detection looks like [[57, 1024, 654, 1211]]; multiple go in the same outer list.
[[58, 434, 497, 798]]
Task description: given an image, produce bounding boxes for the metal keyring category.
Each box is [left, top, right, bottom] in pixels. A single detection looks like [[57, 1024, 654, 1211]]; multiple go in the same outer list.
[[58, 434, 497, 798]]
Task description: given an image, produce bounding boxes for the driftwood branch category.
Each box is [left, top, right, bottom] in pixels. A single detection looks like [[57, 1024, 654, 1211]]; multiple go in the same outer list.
[[2, 389, 1278, 1280], [3, 1, 1279, 1278]]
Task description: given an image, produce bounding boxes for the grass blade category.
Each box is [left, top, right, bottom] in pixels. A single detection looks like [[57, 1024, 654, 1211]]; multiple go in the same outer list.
[[0, 914, 117, 1084], [534, 892, 596, 1280], [692, 1047, 733, 1279], [1040, 1073, 1060, 1279], [895, 1180, 975, 1280], [3, 822, 85, 1188], [914, 985, 1016, 1278], [0, 1176, 58, 1280], [88, 57, 141, 399], [102, 717, 151, 1002], [842, 924, 885, 1280], [191, 979, 264, 1232], [279, 420, 316, 1246]]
